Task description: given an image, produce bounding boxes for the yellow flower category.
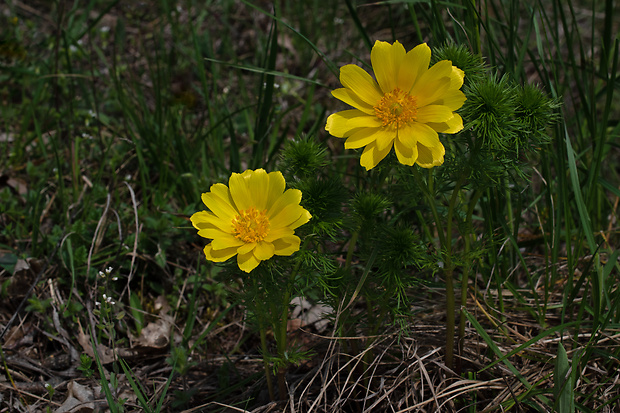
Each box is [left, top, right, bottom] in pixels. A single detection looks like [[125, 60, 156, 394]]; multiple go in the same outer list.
[[190, 169, 311, 273], [326, 40, 466, 170]]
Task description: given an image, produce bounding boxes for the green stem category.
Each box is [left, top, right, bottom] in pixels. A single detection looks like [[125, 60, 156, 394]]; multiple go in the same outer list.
[[444, 265, 456, 369], [251, 273, 275, 401], [413, 167, 468, 369], [412, 168, 447, 248], [458, 189, 483, 360], [345, 230, 359, 271], [259, 321, 275, 401], [444, 173, 468, 369], [275, 238, 310, 399]]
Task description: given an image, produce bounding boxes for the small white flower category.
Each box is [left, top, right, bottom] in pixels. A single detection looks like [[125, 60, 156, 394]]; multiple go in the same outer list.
[[102, 294, 115, 305], [98, 271, 105, 278], [100, 26, 110, 33], [438, 261, 444, 268], [105, 266, 113, 274]]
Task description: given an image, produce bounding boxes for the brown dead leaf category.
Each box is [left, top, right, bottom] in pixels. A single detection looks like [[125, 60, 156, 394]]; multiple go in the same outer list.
[[76, 322, 115, 365], [289, 297, 332, 333], [134, 314, 173, 349], [3, 323, 35, 350], [56, 380, 95, 413], [7, 257, 43, 298]]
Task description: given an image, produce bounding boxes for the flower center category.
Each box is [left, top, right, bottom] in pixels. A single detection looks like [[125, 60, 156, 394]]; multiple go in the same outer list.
[[373, 88, 418, 128], [231, 207, 270, 243]]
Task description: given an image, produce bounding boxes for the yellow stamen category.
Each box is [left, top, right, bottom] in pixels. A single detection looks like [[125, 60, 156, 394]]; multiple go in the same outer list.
[[231, 207, 270, 243], [373, 88, 417, 128]]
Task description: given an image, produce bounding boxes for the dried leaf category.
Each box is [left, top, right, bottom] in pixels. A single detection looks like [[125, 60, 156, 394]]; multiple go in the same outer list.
[[76, 323, 115, 365], [134, 315, 173, 349], [56, 380, 95, 413]]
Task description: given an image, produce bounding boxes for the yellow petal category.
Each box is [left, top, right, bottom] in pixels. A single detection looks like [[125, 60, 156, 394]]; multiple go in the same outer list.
[[247, 169, 269, 210], [360, 141, 393, 170], [344, 127, 382, 149], [427, 113, 464, 134], [371, 40, 405, 93], [418, 60, 453, 85], [272, 235, 301, 256], [430, 89, 466, 111], [197, 227, 229, 240], [399, 43, 431, 93], [399, 122, 439, 148], [289, 209, 311, 230], [339, 64, 383, 106], [270, 204, 307, 229], [190, 211, 227, 231], [254, 241, 275, 261], [237, 251, 260, 272], [348, 114, 383, 129], [210, 234, 244, 250], [268, 188, 302, 220], [264, 226, 295, 242], [374, 128, 397, 152], [394, 138, 418, 166], [265, 171, 286, 211], [416, 105, 455, 123], [228, 171, 254, 211], [201, 184, 237, 221], [416, 142, 445, 168], [412, 60, 453, 106], [204, 243, 237, 262], [331, 88, 375, 115], [450, 66, 465, 89], [237, 242, 256, 256], [326, 109, 372, 138]]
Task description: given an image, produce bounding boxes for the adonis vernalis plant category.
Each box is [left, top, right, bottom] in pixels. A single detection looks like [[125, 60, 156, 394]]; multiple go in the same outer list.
[[190, 168, 311, 272], [326, 40, 466, 170]]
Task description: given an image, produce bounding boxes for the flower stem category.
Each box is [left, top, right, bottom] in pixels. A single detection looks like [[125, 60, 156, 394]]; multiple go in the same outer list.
[[412, 167, 467, 369], [444, 173, 469, 369], [458, 189, 483, 359], [274, 239, 309, 399], [259, 321, 275, 401]]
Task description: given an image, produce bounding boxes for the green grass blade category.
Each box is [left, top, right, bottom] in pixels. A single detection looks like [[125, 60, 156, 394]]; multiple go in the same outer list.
[[119, 358, 154, 413], [239, 0, 339, 77], [200, 60, 327, 89], [90, 334, 120, 413], [564, 124, 596, 251], [554, 342, 575, 413], [463, 309, 551, 406], [344, 0, 372, 50]]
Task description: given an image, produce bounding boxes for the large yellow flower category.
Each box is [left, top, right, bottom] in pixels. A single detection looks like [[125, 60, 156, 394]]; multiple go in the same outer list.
[[190, 169, 311, 273], [326, 40, 466, 170]]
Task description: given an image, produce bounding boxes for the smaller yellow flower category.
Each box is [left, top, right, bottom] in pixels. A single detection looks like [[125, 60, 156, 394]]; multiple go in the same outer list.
[[190, 169, 311, 273], [326, 40, 466, 170]]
